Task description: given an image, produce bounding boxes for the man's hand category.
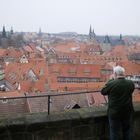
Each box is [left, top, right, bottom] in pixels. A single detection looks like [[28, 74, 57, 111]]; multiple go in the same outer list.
[[109, 74, 115, 80]]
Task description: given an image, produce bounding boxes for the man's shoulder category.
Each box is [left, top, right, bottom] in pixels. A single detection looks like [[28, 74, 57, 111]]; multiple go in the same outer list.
[[120, 78, 135, 88], [124, 78, 134, 84], [107, 78, 118, 84], [126, 79, 135, 87], [107, 78, 134, 85]]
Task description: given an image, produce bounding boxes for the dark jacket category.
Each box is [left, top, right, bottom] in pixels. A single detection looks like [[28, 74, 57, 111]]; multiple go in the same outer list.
[[101, 77, 135, 119]]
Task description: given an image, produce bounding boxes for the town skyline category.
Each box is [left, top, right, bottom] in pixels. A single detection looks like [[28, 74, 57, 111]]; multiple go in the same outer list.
[[1, 0, 140, 35], [1, 25, 140, 37]]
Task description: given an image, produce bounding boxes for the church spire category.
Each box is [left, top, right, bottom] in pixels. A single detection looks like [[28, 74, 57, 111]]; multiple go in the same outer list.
[[2, 26, 7, 38], [119, 34, 122, 41], [38, 27, 42, 36], [89, 25, 92, 40], [92, 29, 96, 38], [89, 25, 92, 34], [88, 25, 97, 42], [10, 27, 14, 35], [104, 35, 110, 44]]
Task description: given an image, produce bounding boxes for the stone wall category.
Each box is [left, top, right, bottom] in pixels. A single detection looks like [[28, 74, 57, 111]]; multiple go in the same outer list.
[[0, 103, 140, 140]]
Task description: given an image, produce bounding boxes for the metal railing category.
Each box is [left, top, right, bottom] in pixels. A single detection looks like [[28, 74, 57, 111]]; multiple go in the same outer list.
[[0, 88, 139, 115], [0, 90, 103, 115]]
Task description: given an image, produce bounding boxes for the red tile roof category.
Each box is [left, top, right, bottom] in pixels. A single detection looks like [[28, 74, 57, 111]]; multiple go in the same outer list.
[[0, 91, 24, 97], [133, 95, 140, 103], [87, 92, 107, 106], [119, 61, 140, 75], [49, 63, 101, 78], [84, 42, 102, 53], [0, 91, 29, 116], [49, 82, 105, 91], [104, 45, 128, 60], [0, 48, 6, 57], [5, 60, 49, 92], [23, 45, 34, 53], [54, 41, 86, 53], [3, 48, 22, 58]]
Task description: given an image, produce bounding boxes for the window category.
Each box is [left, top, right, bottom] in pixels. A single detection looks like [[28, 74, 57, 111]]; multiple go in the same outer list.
[[69, 68, 77, 75], [57, 77, 99, 83], [1, 97, 8, 103]]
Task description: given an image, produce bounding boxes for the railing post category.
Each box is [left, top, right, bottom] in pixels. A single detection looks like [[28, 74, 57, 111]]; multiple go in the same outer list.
[[48, 95, 50, 115]]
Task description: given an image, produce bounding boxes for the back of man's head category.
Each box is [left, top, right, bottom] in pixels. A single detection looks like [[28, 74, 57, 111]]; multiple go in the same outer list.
[[113, 65, 125, 76]]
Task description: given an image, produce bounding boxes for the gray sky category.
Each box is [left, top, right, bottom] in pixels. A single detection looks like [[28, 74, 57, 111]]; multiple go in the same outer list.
[[0, 0, 140, 35]]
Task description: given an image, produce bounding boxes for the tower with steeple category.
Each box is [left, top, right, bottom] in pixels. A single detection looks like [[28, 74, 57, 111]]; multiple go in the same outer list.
[[117, 34, 125, 45], [8, 27, 15, 47], [119, 34, 122, 41], [100, 34, 112, 53], [104, 35, 111, 44], [1, 26, 8, 48], [10, 27, 14, 35], [89, 25, 92, 40], [88, 25, 96, 42], [38, 27, 42, 36], [2, 26, 7, 38], [92, 29, 96, 39]]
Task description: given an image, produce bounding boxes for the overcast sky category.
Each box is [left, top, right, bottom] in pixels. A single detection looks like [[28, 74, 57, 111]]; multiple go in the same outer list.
[[0, 0, 140, 35]]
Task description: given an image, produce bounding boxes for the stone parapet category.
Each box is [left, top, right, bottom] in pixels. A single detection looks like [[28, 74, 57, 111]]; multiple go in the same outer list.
[[0, 103, 140, 140]]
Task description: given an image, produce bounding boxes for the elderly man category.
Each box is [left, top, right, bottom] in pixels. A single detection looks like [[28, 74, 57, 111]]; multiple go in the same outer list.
[[101, 65, 135, 140]]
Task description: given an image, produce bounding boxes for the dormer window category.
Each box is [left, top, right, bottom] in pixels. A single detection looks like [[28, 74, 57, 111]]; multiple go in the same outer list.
[[69, 68, 77, 75], [84, 68, 91, 76], [1, 97, 8, 103], [39, 69, 44, 76]]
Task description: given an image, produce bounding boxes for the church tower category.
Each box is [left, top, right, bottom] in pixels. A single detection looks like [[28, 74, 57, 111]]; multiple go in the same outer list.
[[89, 25, 92, 40], [10, 27, 14, 35], [2, 26, 7, 38], [38, 27, 42, 36], [104, 35, 111, 44], [88, 25, 96, 41], [119, 34, 122, 41], [92, 29, 96, 39]]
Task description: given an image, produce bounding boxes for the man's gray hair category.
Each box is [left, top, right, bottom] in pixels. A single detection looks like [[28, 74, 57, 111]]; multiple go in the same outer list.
[[113, 65, 125, 76]]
